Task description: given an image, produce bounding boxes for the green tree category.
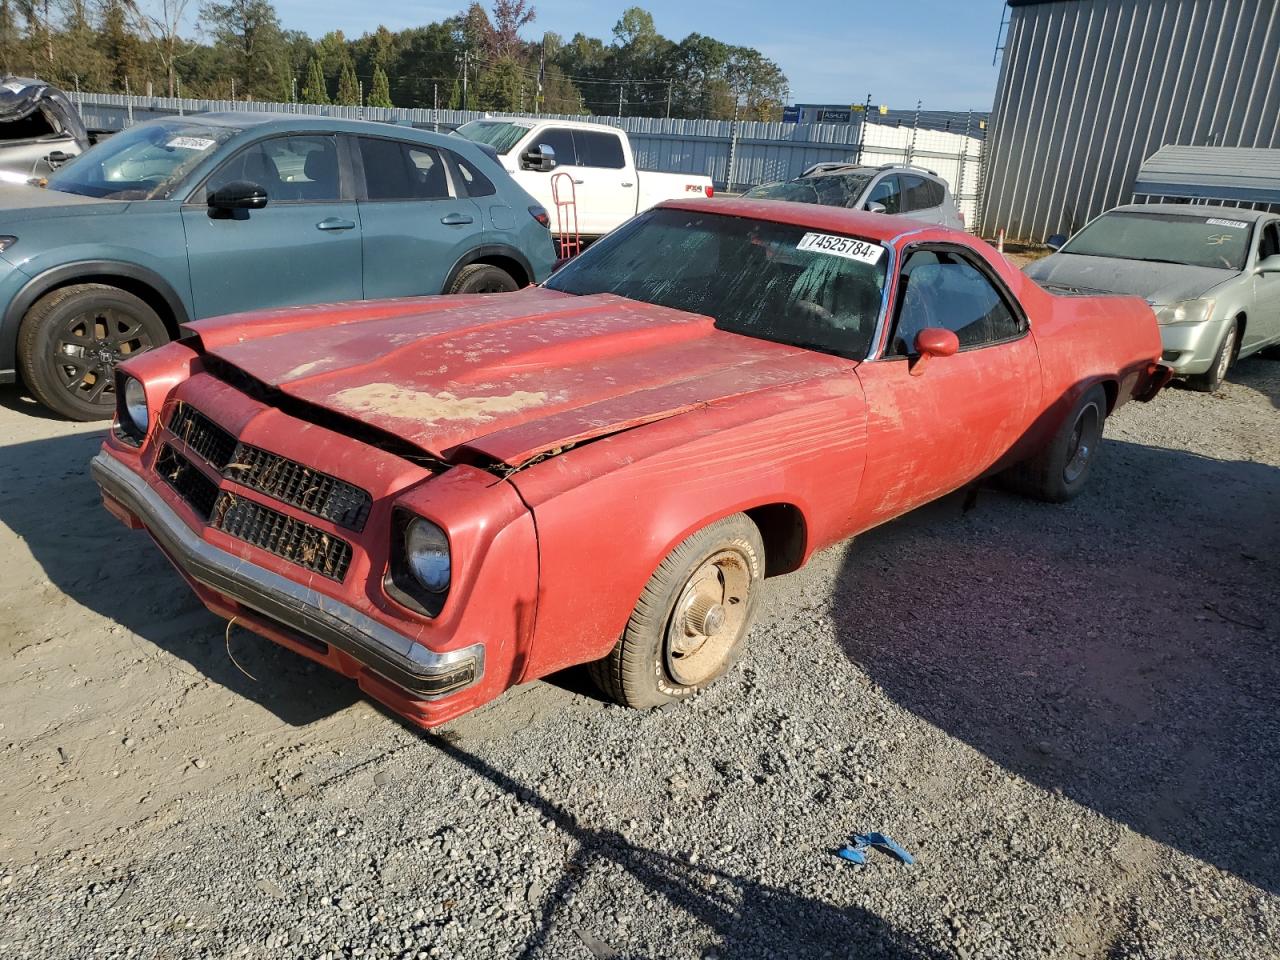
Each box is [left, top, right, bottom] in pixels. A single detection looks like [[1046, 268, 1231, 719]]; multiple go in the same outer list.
[[98, 0, 148, 93], [367, 63, 391, 107], [199, 0, 286, 99], [300, 53, 327, 103], [335, 57, 357, 105]]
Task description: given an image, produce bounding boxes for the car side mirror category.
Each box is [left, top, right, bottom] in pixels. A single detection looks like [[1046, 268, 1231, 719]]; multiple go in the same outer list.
[[909, 327, 960, 377], [45, 150, 73, 167], [866, 201, 887, 215], [208, 180, 268, 213], [1046, 233, 1067, 251], [520, 143, 557, 173], [1256, 253, 1280, 274]]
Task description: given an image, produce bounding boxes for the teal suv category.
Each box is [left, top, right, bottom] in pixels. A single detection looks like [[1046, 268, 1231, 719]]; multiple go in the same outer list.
[[0, 112, 556, 419]]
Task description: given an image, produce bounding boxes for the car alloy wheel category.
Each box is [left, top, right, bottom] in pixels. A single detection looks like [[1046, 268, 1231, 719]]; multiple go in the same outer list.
[[54, 305, 157, 407], [1062, 399, 1102, 486]]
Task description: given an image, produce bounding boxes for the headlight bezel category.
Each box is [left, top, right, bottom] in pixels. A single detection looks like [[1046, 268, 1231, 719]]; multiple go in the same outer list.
[[115, 373, 149, 445], [1154, 298, 1217, 326], [384, 510, 451, 618]]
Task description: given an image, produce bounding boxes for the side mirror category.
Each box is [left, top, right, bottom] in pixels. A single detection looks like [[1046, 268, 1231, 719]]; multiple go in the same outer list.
[[1256, 253, 1280, 274], [208, 180, 268, 212], [909, 327, 960, 377], [45, 150, 73, 167], [1046, 233, 1067, 251], [866, 201, 887, 215], [519, 143, 557, 173]]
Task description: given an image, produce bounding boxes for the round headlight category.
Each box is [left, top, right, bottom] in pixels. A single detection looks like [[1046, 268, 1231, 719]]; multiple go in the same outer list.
[[123, 377, 149, 434], [405, 518, 450, 593]]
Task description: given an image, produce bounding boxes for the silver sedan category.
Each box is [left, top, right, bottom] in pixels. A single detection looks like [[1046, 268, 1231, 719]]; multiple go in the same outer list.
[[1025, 204, 1280, 391]]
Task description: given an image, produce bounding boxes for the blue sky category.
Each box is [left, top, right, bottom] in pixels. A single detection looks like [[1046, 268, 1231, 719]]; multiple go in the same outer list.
[[267, 0, 1009, 111]]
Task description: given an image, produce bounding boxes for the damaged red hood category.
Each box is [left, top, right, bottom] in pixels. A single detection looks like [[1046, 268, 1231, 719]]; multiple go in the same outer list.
[[190, 288, 853, 466]]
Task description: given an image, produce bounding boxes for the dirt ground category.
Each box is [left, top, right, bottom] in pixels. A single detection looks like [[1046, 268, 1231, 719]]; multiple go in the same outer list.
[[0, 355, 1278, 958]]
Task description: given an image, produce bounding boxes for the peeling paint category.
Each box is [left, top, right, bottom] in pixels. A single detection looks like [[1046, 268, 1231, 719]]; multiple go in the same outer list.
[[329, 382, 550, 423]]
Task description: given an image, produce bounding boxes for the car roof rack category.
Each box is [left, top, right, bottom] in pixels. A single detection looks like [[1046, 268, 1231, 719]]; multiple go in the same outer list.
[[875, 162, 939, 176]]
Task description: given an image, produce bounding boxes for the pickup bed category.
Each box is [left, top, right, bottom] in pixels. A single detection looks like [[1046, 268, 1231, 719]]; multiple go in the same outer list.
[[455, 118, 713, 239]]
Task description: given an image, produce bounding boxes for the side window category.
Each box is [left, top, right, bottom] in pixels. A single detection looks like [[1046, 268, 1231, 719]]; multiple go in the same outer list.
[[1259, 221, 1280, 261], [902, 175, 944, 211], [867, 175, 902, 214], [532, 127, 577, 166], [577, 130, 626, 169], [451, 153, 496, 197], [359, 137, 449, 201], [890, 249, 1022, 355], [206, 135, 341, 202]]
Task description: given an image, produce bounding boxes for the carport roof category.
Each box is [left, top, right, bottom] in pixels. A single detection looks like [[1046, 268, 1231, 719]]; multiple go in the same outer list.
[[1134, 145, 1280, 204]]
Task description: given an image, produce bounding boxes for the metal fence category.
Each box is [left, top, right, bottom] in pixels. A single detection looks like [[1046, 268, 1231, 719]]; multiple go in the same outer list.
[[72, 93, 987, 229]]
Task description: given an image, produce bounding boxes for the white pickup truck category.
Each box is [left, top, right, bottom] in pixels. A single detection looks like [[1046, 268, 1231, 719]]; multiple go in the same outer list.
[[454, 118, 714, 239]]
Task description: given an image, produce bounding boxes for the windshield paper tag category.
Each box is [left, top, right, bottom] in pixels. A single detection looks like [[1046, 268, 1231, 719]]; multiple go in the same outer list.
[[1206, 218, 1248, 229], [166, 136, 216, 151], [2, 80, 27, 93], [797, 232, 884, 264]]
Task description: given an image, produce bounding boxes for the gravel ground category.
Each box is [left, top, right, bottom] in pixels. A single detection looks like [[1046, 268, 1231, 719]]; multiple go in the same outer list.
[[0, 357, 1277, 960]]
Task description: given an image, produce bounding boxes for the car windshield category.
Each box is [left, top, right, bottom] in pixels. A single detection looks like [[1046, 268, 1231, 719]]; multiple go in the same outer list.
[[1061, 210, 1252, 271], [45, 119, 239, 200], [453, 120, 529, 155], [545, 208, 888, 359], [745, 173, 874, 209]]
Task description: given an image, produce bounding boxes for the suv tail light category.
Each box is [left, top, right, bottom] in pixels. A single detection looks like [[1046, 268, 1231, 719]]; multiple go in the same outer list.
[[529, 205, 550, 228]]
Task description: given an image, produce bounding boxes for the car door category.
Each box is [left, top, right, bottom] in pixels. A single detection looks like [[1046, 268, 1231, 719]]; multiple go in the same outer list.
[[181, 133, 363, 317], [1247, 218, 1280, 350], [853, 245, 1041, 526], [354, 135, 482, 299], [865, 174, 903, 216], [572, 128, 637, 235]]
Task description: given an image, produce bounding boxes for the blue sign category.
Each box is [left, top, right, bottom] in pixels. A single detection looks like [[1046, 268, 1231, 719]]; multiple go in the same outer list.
[[782, 106, 801, 123]]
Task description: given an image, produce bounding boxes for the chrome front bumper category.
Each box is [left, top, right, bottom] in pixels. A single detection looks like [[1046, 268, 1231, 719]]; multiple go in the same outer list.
[[91, 451, 485, 699]]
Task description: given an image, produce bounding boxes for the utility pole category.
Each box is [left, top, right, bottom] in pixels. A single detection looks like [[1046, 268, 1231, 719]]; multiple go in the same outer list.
[[461, 49, 469, 111], [291, 76, 297, 103], [666, 78, 672, 119], [617, 83, 623, 118]]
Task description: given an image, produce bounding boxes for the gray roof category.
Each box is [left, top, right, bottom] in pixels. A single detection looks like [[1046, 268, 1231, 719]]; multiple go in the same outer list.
[[1133, 146, 1280, 204], [1110, 202, 1273, 221]]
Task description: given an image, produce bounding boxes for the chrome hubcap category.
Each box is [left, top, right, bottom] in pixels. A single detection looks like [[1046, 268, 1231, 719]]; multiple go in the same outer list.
[[665, 549, 751, 686]]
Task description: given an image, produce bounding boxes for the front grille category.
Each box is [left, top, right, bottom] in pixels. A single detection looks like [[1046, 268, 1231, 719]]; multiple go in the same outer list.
[[155, 444, 220, 519], [211, 495, 352, 581], [168, 403, 236, 470], [225, 445, 371, 531], [167, 403, 371, 531]]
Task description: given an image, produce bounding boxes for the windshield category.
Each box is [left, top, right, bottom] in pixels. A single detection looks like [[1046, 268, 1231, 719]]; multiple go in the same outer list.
[[545, 208, 888, 358], [45, 119, 239, 200], [454, 120, 529, 155], [744, 173, 873, 209], [1061, 210, 1253, 271]]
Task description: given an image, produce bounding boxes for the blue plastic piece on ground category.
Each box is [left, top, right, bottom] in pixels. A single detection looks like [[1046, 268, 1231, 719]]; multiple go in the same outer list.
[[852, 832, 915, 865], [837, 845, 867, 865]]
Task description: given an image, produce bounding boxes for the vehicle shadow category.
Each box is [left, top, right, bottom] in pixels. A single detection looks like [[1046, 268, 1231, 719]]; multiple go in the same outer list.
[[829, 437, 1280, 894], [0, 427, 360, 726], [420, 729, 948, 960]]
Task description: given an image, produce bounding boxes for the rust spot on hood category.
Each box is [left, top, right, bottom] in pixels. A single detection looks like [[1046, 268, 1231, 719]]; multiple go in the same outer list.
[[328, 382, 551, 424]]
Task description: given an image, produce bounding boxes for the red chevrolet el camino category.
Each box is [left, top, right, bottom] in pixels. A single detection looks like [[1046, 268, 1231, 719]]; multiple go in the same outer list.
[[92, 199, 1168, 728]]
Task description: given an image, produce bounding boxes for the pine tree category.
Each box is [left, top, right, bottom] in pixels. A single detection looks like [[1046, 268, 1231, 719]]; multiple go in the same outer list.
[[301, 55, 328, 103], [335, 59, 358, 105], [368, 65, 392, 108]]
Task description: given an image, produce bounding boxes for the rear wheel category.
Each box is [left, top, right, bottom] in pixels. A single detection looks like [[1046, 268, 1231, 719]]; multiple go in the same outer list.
[[589, 514, 765, 709], [1001, 385, 1107, 503], [447, 264, 520, 295], [1188, 320, 1237, 393], [18, 283, 168, 421]]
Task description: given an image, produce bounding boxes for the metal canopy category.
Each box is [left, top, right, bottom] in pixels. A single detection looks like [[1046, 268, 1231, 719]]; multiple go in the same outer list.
[[1134, 146, 1280, 204]]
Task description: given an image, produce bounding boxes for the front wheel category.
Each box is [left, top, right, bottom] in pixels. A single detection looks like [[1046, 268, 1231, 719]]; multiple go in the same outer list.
[[18, 283, 168, 421], [1001, 384, 1107, 503], [589, 514, 765, 709], [447, 264, 520, 295], [1188, 320, 1237, 393]]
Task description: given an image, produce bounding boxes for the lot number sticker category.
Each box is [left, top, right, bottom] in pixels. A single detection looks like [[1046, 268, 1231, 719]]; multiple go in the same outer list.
[[797, 232, 884, 264], [166, 136, 217, 151], [1206, 218, 1248, 229]]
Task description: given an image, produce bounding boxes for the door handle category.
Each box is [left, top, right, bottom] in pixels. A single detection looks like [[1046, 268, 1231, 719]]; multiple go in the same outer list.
[[573, 179, 585, 186], [621, 181, 634, 188], [440, 212, 474, 225], [316, 217, 356, 231]]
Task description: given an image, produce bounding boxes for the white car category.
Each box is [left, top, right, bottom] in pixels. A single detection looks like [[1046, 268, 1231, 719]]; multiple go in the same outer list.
[[454, 118, 713, 240]]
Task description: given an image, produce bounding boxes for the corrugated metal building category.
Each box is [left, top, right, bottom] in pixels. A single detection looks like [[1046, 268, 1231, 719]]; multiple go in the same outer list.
[[980, 0, 1280, 242]]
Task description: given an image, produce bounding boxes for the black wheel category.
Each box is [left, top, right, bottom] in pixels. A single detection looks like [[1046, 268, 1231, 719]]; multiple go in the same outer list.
[[589, 514, 765, 709], [1001, 384, 1107, 503], [1188, 320, 1237, 393], [447, 264, 520, 295], [18, 283, 168, 421]]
